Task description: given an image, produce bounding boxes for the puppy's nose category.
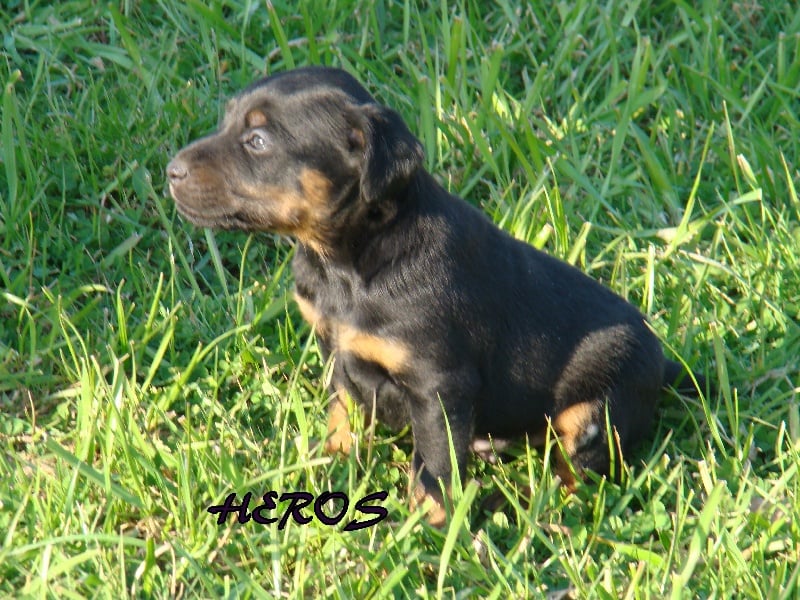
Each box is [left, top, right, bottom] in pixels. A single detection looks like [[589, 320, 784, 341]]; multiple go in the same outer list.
[[166, 158, 189, 182]]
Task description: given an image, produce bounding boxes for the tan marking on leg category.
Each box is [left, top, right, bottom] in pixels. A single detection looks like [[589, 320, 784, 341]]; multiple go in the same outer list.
[[554, 454, 579, 492], [550, 401, 598, 490], [553, 401, 597, 456], [324, 388, 353, 455], [338, 324, 410, 374], [410, 484, 448, 528]]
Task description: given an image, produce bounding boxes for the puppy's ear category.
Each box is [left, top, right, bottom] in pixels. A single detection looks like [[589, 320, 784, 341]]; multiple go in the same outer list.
[[348, 104, 424, 203]]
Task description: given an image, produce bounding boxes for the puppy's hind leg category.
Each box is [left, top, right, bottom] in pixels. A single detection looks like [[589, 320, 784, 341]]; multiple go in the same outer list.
[[552, 384, 658, 489]]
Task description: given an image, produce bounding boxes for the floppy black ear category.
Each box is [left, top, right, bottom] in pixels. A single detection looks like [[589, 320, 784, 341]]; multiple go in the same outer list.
[[350, 104, 424, 203]]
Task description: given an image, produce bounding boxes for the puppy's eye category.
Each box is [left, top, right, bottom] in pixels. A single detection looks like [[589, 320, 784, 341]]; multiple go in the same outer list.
[[243, 131, 270, 153]]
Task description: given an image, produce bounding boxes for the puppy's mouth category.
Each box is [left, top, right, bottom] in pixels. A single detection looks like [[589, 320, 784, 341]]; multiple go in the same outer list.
[[168, 178, 319, 240], [170, 187, 253, 231]]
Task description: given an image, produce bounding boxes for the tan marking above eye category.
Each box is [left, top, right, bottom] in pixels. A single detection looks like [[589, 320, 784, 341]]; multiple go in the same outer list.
[[245, 109, 268, 128]]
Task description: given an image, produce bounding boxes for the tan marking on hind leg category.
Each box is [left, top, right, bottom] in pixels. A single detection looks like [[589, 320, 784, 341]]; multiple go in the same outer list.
[[551, 401, 600, 490]]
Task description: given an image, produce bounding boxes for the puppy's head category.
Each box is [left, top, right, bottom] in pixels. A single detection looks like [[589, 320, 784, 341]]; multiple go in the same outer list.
[[166, 66, 424, 256]]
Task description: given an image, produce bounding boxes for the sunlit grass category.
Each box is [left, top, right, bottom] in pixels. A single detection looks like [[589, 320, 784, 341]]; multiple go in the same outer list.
[[1, 0, 798, 597]]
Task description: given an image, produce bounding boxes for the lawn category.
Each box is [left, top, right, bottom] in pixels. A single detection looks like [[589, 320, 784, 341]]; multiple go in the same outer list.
[[1, 0, 799, 597]]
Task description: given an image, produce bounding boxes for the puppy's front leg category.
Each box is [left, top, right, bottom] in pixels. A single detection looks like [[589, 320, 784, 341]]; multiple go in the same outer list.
[[407, 372, 477, 527], [324, 387, 353, 455]]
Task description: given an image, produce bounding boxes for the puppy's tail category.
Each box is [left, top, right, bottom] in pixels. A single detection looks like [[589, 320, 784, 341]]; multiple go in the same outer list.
[[663, 359, 711, 396]]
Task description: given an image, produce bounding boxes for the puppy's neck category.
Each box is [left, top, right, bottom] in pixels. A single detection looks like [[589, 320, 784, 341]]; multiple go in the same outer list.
[[298, 172, 437, 280]]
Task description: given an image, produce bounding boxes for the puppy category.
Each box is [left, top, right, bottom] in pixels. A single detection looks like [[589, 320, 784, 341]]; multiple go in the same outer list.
[[167, 66, 705, 526]]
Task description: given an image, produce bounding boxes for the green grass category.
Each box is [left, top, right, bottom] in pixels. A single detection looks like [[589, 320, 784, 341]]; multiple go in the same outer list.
[[1, 0, 799, 597]]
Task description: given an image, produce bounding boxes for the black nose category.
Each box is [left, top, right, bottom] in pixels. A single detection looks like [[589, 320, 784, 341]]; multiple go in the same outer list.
[[166, 158, 188, 182]]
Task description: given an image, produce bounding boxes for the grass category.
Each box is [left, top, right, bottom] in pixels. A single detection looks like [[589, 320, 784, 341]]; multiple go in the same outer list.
[[1, 0, 799, 597]]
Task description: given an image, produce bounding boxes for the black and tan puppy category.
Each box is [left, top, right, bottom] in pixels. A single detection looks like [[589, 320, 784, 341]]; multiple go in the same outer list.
[[167, 66, 704, 525]]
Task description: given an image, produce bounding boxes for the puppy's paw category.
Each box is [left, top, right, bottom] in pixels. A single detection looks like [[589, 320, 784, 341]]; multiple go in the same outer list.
[[411, 486, 447, 528], [323, 429, 353, 455]]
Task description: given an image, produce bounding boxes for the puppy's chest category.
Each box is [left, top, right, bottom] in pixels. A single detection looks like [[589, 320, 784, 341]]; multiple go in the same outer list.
[[293, 282, 411, 378]]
